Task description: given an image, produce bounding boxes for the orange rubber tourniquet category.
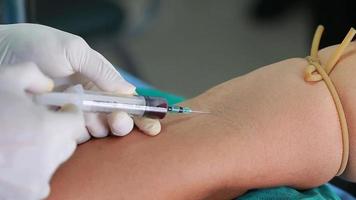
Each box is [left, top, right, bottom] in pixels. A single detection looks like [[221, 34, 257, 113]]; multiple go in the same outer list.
[[304, 25, 355, 176]]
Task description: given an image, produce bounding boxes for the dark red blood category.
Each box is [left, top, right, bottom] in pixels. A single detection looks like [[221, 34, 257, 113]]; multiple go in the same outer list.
[[143, 96, 168, 119]]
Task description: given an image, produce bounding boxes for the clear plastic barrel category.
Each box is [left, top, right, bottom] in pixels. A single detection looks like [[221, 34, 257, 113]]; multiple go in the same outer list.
[[34, 87, 169, 119]]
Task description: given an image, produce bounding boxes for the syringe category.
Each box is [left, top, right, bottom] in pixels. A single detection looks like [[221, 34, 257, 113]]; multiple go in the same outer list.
[[33, 85, 208, 119]]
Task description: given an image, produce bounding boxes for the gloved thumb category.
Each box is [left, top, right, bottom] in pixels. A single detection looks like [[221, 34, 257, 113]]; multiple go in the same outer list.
[[67, 39, 135, 94]]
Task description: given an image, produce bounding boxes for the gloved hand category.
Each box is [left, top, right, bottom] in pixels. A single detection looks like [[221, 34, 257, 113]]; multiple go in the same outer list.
[[0, 63, 86, 199], [0, 23, 161, 141]]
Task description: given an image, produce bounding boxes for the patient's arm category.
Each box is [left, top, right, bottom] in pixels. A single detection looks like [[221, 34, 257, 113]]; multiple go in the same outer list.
[[49, 42, 356, 199], [48, 60, 342, 199]]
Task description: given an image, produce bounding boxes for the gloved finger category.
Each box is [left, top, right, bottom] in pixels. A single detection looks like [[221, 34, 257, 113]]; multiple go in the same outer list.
[[0, 62, 54, 93], [83, 49, 135, 94], [133, 117, 161, 136], [66, 38, 135, 94], [84, 112, 109, 138], [58, 104, 90, 144], [107, 111, 134, 136]]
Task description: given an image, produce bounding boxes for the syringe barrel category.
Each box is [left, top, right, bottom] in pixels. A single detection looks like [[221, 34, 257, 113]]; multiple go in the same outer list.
[[34, 91, 169, 119], [80, 94, 168, 119]]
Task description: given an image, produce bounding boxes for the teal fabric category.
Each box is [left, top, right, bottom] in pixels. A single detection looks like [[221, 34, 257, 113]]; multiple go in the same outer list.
[[238, 185, 340, 200], [136, 88, 340, 200]]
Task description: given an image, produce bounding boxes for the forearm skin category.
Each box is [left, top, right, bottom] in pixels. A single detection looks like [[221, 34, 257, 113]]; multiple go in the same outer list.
[[49, 58, 343, 200]]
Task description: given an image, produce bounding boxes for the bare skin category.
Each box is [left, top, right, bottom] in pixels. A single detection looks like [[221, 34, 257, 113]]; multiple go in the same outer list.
[[48, 43, 356, 200]]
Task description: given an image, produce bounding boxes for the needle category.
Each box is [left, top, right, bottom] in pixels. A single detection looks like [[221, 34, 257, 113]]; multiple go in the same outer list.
[[189, 110, 210, 114], [168, 106, 210, 114]]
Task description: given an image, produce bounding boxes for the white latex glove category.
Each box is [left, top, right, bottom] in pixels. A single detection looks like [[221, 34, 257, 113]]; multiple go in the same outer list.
[[0, 23, 161, 140], [0, 63, 86, 200]]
